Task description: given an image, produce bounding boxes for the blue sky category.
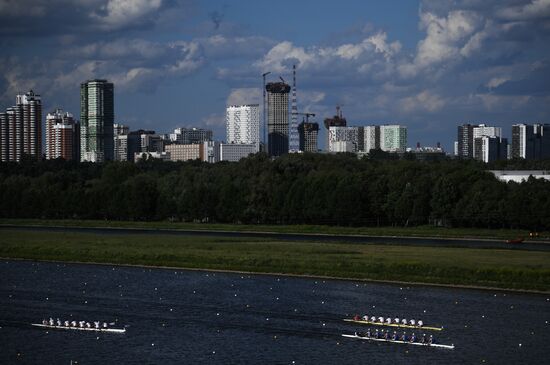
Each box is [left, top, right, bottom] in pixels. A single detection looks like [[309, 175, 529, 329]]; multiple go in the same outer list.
[[1, 0, 549, 150]]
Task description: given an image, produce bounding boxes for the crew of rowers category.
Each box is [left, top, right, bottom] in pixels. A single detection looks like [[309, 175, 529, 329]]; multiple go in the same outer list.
[[353, 314, 424, 327], [354, 329, 435, 344], [42, 318, 108, 329]]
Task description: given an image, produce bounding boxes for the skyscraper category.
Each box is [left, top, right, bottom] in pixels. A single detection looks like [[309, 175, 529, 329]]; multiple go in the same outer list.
[[80, 79, 114, 162], [266, 81, 290, 157], [45, 109, 78, 160], [361, 126, 380, 152], [472, 124, 502, 160], [298, 121, 319, 152], [226, 104, 260, 147], [511, 123, 550, 159]]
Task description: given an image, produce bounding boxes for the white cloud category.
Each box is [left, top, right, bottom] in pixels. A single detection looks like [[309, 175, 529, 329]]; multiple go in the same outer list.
[[226, 88, 261, 106], [91, 0, 163, 30], [399, 90, 446, 113]]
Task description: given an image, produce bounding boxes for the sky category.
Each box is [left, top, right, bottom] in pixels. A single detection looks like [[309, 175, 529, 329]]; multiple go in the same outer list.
[[1, 0, 549, 151]]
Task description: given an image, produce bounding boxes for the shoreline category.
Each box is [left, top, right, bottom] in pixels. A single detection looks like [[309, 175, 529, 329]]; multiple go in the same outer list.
[[3, 256, 548, 295]]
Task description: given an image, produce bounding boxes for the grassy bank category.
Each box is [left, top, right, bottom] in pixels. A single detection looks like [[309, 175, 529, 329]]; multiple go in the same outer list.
[[1, 229, 549, 292], [0, 218, 547, 241]]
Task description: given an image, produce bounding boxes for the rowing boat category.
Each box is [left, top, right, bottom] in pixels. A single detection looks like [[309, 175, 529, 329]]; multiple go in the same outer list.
[[31, 323, 126, 333], [343, 319, 443, 331], [341, 334, 454, 350]]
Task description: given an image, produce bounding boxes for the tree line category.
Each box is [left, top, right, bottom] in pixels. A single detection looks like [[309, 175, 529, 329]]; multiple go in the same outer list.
[[0, 153, 549, 230]]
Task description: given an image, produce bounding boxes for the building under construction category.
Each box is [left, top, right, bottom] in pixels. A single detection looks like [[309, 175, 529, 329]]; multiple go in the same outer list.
[[298, 121, 319, 152], [266, 81, 290, 157], [323, 106, 347, 150]]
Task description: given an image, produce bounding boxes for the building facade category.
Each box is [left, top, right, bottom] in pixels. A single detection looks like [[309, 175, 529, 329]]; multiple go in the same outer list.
[[380, 125, 407, 152], [328, 126, 359, 152], [165, 143, 203, 161], [80, 79, 114, 162], [474, 136, 508, 163], [298, 121, 319, 152], [45, 109, 79, 160], [512, 123, 550, 159], [361, 125, 380, 152], [457, 124, 475, 158], [220, 143, 258, 162], [266, 82, 290, 157], [226, 104, 260, 147], [0, 90, 42, 162], [170, 127, 213, 145]]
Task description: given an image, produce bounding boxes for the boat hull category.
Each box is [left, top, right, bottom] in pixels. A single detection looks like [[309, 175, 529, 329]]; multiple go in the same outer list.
[[342, 334, 454, 350], [31, 323, 125, 333], [343, 319, 443, 331]]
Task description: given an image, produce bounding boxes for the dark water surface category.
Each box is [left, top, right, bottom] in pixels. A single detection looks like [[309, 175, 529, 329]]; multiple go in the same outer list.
[[0, 260, 548, 364]]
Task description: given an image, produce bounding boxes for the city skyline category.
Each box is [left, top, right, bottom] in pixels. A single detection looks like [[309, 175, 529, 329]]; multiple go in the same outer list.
[[1, 0, 549, 151]]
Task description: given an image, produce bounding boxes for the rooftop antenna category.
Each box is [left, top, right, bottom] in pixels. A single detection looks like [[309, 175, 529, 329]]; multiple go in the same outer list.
[[289, 64, 299, 152]]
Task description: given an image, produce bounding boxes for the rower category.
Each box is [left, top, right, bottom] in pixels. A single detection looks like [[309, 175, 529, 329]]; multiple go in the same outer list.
[[64, 320, 69, 327], [103, 322, 108, 328], [400, 332, 407, 341], [371, 316, 376, 323], [410, 319, 416, 326], [417, 320, 423, 327], [94, 321, 100, 329], [394, 317, 399, 324], [384, 330, 390, 340], [49, 318, 54, 326], [79, 321, 85, 328], [391, 331, 398, 340], [362, 315, 368, 321], [401, 318, 407, 325], [428, 335, 434, 344], [374, 329, 380, 339], [378, 316, 384, 323], [421, 333, 426, 344], [42, 319, 47, 325], [353, 314, 360, 321], [57, 318, 61, 326], [410, 333, 416, 343], [366, 328, 371, 338], [385, 317, 392, 324], [86, 322, 91, 328]]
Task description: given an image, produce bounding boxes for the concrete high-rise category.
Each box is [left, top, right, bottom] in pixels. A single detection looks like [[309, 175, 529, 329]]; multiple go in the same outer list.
[[512, 123, 550, 159], [266, 82, 290, 157], [323, 107, 347, 151], [226, 104, 260, 147], [298, 121, 319, 152], [380, 125, 407, 152], [472, 124, 502, 160], [457, 124, 476, 158], [328, 126, 359, 152], [361, 126, 380, 152], [45, 109, 79, 161], [80, 79, 114, 162]]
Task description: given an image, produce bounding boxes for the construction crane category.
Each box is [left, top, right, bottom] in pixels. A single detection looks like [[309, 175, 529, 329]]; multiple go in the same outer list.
[[292, 112, 316, 123]]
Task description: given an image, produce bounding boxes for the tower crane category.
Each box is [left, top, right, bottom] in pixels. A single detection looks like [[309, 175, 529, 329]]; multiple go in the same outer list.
[[292, 112, 316, 123]]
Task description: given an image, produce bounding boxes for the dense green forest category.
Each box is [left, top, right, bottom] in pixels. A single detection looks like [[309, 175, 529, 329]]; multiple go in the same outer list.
[[1, 153, 549, 230]]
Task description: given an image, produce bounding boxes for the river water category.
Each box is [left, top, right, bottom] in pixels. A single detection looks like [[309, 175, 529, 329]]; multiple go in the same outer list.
[[0, 260, 548, 364]]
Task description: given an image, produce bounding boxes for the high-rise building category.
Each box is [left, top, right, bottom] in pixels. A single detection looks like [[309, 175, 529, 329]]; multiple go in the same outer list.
[[114, 123, 129, 137], [45, 109, 78, 160], [328, 126, 359, 152], [226, 104, 260, 148], [298, 121, 319, 152], [474, 136, 508, 163], [0, 90, 42, 162], [472, 124, 502, 160], [323, 107, 347, 151], [511, 123, 550, 159], [80, 79, 114, 162], [266, 82, 290, 157], [457, 124, 476, 158], [16, 90, 42, 160], [361, 126, 380, 152], [380, 125, 407, 152]]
